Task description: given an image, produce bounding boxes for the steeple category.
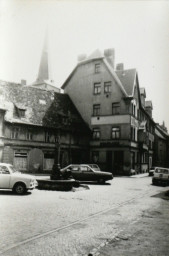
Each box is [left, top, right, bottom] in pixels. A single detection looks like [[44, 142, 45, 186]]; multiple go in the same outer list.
[[37, 31, 49, 81], [30, 30, 60, 92]]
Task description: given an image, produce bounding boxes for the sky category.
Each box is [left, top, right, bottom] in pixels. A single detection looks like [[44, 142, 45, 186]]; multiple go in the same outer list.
[[0, 0, 169, 130]]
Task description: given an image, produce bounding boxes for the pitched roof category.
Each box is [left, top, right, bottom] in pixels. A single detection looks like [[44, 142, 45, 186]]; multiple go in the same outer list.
[[0, 80, 89, 132], [115, 69, 136, 96]]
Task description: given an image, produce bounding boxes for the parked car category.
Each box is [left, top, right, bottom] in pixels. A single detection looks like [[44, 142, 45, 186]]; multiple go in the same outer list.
[[61, 164, 113, 183], [84, 164, 101, 172], [149, 167, 155, 176], [0, 163, 38, 195], [152, 167, 169, 186]]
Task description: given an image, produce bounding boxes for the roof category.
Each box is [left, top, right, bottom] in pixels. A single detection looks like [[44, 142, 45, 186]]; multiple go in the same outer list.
[[155, 128, 165, 139], [0, 80, 89, 132], [61, 49, 128, 97], [115, 69, 136, 96]]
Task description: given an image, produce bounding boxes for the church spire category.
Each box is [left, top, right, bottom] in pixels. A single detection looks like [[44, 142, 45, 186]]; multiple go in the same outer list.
[[37, 30, 49, 81], [30, 29, 60, 92]]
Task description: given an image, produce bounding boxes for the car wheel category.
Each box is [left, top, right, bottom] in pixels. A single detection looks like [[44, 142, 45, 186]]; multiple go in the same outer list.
[[13, 183, 26, 195], [152, 180, 157, 186]]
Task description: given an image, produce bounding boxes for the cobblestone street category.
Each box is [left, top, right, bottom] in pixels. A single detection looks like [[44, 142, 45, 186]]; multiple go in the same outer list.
[[0, 175, 169, 256]]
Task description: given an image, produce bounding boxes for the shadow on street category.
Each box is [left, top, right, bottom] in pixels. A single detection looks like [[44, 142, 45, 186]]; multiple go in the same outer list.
[[0, 190, 32, 196]]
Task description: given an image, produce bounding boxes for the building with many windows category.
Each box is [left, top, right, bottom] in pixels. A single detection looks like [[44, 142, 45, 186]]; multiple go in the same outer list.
[[61, 48, 156, 174], [0, 80, 90, 172]]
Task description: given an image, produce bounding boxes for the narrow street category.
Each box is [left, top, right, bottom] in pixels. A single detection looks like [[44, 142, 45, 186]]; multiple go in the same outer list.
[[0, 175, 169, 256]]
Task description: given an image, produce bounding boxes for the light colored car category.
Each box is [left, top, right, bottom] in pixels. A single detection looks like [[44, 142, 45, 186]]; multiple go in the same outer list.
[[149, 167, 155, 176], [152, 167, 169, 186], [0, 163, 38, 194], [61, 164, 113, 183]]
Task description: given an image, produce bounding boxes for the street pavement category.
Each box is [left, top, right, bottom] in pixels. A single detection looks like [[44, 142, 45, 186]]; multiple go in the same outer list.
[[0, 174, 169, 256]]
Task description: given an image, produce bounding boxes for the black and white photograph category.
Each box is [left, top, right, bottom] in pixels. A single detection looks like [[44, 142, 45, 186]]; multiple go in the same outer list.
[[0, 0, 169, 255]]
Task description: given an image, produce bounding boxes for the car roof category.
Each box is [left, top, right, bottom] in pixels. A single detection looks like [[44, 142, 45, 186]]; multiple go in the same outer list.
[[0, 163, 12, 166], [155, 167, 169, 170]]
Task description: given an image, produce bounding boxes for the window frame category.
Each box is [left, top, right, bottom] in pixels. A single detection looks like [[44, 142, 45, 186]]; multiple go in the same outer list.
[[104, 81, 111, 93], [93, 83, 101, 95], [95, 63, 101, 73], [112, 102, 120, 115], [111, 127, 120, 139], [93, 104, 100, 116], [92, 128, 100, 140]]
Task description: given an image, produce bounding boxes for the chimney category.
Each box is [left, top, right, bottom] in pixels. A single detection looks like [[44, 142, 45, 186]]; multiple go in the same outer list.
[[116, 63, 124, 71], [145, 101, 153, 117], [21, 79, 27, 86], [104, 48, 115, 68], [77, 54, 87, 62]]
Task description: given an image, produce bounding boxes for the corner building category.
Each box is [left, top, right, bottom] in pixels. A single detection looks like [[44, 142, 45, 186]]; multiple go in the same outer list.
[[62, 49, 155, 175]]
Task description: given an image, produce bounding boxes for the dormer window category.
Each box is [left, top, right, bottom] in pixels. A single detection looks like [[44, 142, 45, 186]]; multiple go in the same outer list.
[[95, 63, 101, 73], [14, 105, 26, 118], [19, 109, 25, 117]]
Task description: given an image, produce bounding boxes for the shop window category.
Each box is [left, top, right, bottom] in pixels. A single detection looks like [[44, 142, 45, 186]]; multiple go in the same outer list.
[[14, 152, 28, 170], [44, 153, 55, 170], [112, 127, 120, 139]]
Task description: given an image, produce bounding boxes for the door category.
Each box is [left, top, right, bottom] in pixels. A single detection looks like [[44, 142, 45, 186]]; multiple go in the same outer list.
[[29, 148, 43, 172], [113, 151, 124, 174], [106, 151, 112, 172]]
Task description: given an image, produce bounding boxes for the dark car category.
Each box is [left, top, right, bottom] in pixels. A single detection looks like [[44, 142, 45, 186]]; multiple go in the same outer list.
[[61, 164, 113, 183]]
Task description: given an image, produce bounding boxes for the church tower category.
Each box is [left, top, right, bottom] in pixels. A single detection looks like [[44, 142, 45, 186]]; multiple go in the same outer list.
[[31, 30, 60, 92]]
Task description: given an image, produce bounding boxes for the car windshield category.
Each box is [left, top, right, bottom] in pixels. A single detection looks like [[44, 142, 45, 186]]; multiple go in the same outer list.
[[89, 164, 101, 171], [9, 166, 18, 173]]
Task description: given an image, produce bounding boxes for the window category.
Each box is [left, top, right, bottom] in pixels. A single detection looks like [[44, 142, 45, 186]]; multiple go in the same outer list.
[[95, 63, 101, 73], [11, 127, 20, 139], [92, 151, 99, 163], [14, 152, 28, 170], [93, 83, 101, 95], [93, 104, 100, 116], [45, 132, 51, 142], [19, 109, 25, 117], [112, 102, 120, 115], [26, 130, 33, 140], [14, 106, 26, 118], [112, 127, 120, 139], [93, 128, 100, 140], [104, 82, 111, 93]]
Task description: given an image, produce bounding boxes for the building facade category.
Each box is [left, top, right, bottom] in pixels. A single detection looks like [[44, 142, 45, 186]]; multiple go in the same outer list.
[[0, 80, 90, 173], [62, 49, 156, 174]]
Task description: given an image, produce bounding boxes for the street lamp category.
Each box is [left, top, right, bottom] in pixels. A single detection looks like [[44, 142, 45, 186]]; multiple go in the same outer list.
[[50, 129, 61, 180]]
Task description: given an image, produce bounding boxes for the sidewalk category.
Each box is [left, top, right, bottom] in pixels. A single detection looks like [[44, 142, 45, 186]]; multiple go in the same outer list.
[[130, 173, 149, 178]]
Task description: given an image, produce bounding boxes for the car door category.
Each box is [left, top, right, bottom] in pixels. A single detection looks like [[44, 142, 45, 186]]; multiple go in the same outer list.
[[80, 166, 95, 181], [70, 166, 81, 180], [0, 166, 11, 188], [162, 169, 169, 182]]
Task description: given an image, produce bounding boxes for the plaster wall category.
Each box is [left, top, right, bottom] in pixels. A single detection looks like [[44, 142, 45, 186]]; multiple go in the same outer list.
[[64, 61, 128, 128]]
